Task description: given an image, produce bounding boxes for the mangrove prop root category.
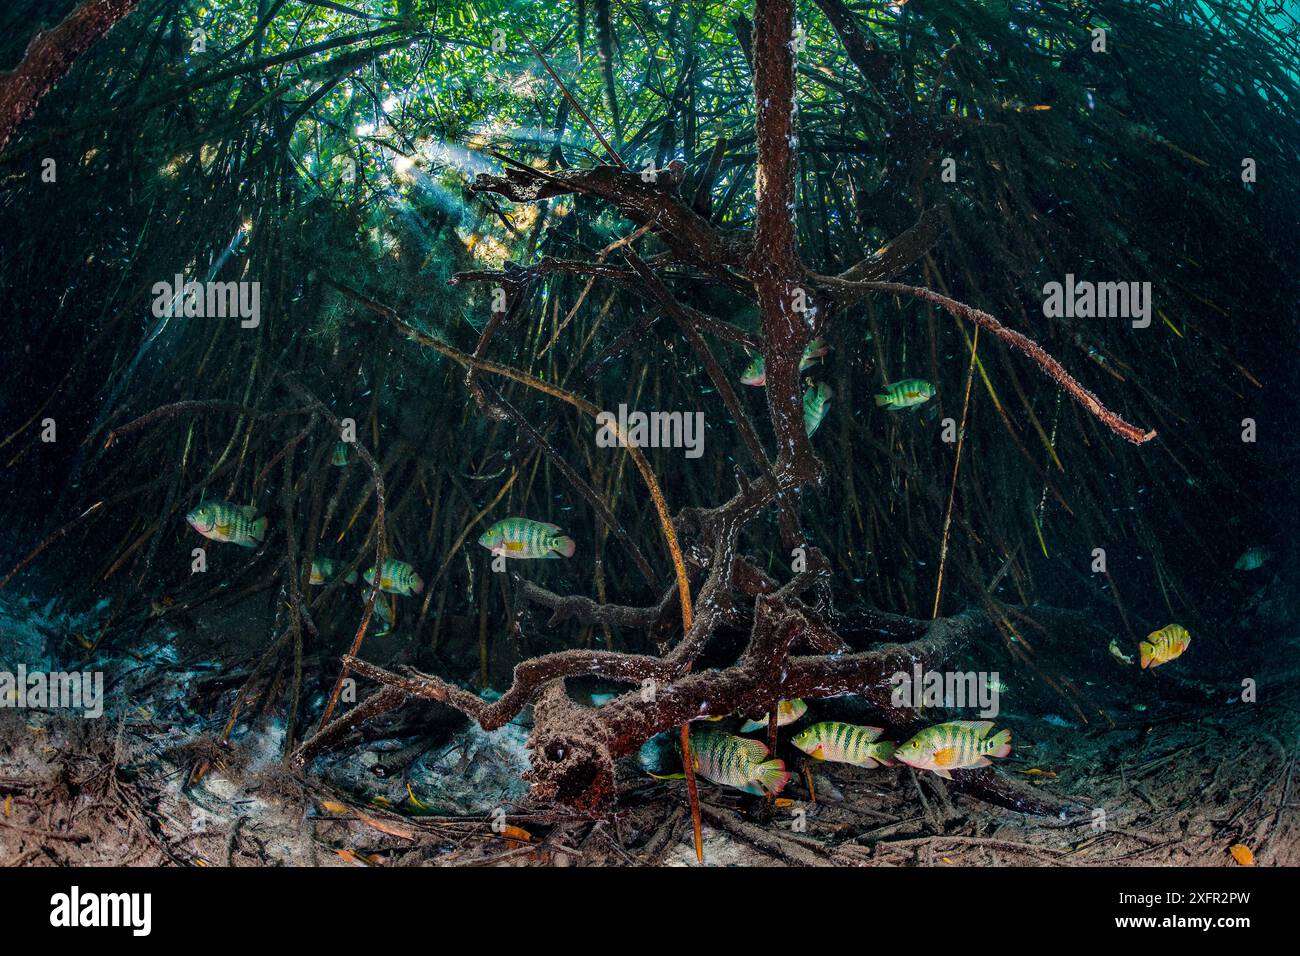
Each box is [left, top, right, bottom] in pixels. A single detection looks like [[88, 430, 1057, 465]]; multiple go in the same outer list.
[[0, 0, 141, 155], [289, 0, 1147, 852]]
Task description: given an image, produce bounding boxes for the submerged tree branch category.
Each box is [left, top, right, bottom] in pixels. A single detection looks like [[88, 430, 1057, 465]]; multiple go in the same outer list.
[[0, 0, 141, 155], [817, 278, 1158, 445]]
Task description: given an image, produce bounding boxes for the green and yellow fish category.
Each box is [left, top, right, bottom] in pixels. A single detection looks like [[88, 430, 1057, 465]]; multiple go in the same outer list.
[[791, 722, 897, 769], [363, 559, 424, 596], [874, 378, 935, 410], [802, 337, 829, 369], [739, 339, 830, 387], [332, 441, 350, 467], [739, 698, 808, 733], [740, 354, 766, 386], [478, 517, 576, 560], [309, 557, 358, 586], [686, 732, 790, 796], [186, 500, 267, 549], [803, 382, 831, 436], [364, 590, 396, 637], [894, 720, 1012, 779], [1140, 624, 1190, 669]]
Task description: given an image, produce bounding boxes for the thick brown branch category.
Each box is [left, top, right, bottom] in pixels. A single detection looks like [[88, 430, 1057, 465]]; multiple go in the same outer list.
[[832, 205, 950, 289], [819, 279, 1158, 445], [0, 0, 141, 155], [470, 165, 745, 277], [514, 577, 677, 630], [748, 0, 819, 482]]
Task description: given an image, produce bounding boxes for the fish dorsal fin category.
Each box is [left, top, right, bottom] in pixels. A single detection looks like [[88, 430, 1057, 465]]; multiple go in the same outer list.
[[950, 720, 995, 736], [237, 504, 258, 518], [858, 726, 884, 741], [538, 522, 562, 533]]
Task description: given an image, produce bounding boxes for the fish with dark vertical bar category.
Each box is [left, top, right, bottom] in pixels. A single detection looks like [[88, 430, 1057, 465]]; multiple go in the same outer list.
[[186, 501, 267, 548], [478, 517, 576, 559]]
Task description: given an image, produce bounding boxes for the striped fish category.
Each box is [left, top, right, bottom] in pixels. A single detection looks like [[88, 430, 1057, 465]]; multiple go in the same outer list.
[[1140, 624, 1190, 669], [791, 721, 897, 769], [894, 721, 1012, 779], [687, 732, 790, 796], [801, 337, 829, 370], [804, 382, 831, 436], [309, 557, 358, 586], [186, 500, 267, 549], [363, 559, 424, 596], [478, 517, 576, 560], [739, 698, 807, 733], [874, 378, 935, 410], [364, 590, 396, 636], [1234, 547, 1270, 571], [739, 340, 830, 387]]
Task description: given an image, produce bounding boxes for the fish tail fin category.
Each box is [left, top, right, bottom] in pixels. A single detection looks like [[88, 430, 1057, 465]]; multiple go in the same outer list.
[[551, 535, 576, 558], [756, 759, 790, 796], [874, 394, 890, 407], [251, 517, 268, 544], [1139, 641, 1155, 669], [988, 729, 1012, 759]]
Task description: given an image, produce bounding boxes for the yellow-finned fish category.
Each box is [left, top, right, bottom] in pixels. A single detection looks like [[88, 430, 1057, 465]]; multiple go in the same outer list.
[[309, 557, 358, 586], [791, 722, 897, 769], [739, 699, 808, 733], [687, 732, 790, 796], [803, 382, 831, 436], [1140, 624, 1190, 669], [894, 721, 1012, 779], [363, 559, 424, 596], [186, 500, 267, 548], [874, 378, 935, 410], [478, 517, 576, 559]]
